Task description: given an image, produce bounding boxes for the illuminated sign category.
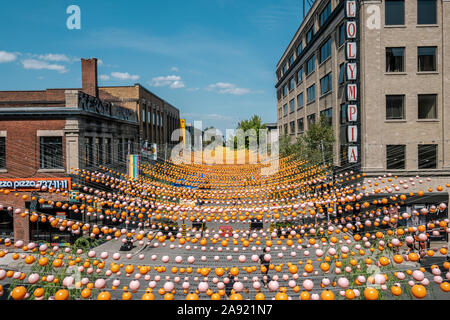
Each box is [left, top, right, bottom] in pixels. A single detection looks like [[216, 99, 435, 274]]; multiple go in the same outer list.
[[347, 105, 358, 122], [344, 0, 360, 166], [0, 178, 71, 191]]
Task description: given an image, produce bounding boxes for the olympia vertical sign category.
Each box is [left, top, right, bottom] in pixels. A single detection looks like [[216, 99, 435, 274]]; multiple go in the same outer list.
[[344, 0, 359, 165]]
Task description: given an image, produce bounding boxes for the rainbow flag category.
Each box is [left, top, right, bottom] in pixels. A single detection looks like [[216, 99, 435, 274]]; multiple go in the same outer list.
[[127, 154, 139, 179]]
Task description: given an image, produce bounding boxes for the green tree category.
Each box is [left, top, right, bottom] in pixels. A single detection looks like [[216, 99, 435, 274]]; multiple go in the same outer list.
[[302, 115, 335, 165], [279, 115, 335, 165], [233, 115, 266, 149]]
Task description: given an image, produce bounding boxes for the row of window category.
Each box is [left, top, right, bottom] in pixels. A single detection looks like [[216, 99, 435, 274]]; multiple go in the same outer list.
[[387, 144, 438, 170], [279, 1, 333, 80], [278, 0, 438, 84], [386, 46, 437, 72], [280, 73, 333, 119], [0, 136, 136, 170], [385, 0, 437, 26], [386, 94, 438, 120], [281, 108, 333, 135], [279, 33, 336, 100], [0, 136, 65, 170]]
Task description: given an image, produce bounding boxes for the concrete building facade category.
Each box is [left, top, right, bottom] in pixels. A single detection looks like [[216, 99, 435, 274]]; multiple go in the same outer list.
[[276, 0, 450, 183]]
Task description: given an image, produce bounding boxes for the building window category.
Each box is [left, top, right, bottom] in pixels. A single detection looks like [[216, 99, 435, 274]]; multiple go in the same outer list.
[[319, 38, 332, 64], [418, 94, 437, 119], [386, 47, 405, 72], [85, 137, 94, 167], [297, 118, 304, 133], [307, 84, 316, 103], [306, 55, 315, 75], [418, 0, 436, 25], [320, 73, 332, 95], [118, 138, 124, 163], [289, 77, 295, 91], [95, 137, 103, 166], [385, 0, 405, 25], [338, 23, 345, 47], [418, 144, 437, 169], [418, 47, 437, 72], [283, 64, 287, 75], [284, 124, 288, 136], [320, 108, 333, 126], [306, 25, 315, 44], [289, 55, 294, 67], [297, 42, 303, 57], [142, 107, 146, 122], [386, 95, 405, 120], [105, 138, 112, 165], [289, 99, 295, 113], [338, 63, 345, 84], [307, 114, 316, 128], [340, 104, 347, 125], [283, 104, 288, 116], [290, 121, 295, 135], [386, 145, 406, 169], [297, 93, 304, 109], [283, 85, 288, 97], [0, 137, 5, 169], [297, 67, 303, 84], [319, 1, 331, 27], [40, 137, 63, 169]]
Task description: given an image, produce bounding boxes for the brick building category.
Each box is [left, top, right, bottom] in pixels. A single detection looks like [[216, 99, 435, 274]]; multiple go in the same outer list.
[[0, 58, 139, 242]]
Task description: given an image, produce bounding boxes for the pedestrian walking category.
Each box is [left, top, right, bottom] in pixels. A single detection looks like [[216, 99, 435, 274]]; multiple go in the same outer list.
[[259, 247, 271, 288]]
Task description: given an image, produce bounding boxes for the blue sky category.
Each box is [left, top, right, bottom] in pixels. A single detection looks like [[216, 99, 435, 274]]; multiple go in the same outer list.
[[0, 0, 309, 133]]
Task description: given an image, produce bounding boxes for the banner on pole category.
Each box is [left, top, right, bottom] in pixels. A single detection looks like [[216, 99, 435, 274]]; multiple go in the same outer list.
[[127, 154, 139, 179]]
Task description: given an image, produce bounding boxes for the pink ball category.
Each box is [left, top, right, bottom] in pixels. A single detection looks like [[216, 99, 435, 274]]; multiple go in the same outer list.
[[412, 270, 425, 281], [113, 253, 121, 260], [95, 279, 106, 289], [163, 281, 174, 292], [268, 280, 279, 292], [198, 282, 209, 293], [88, 251, 96, 258], [337, 277, 349, 288], [28, 274, 40, 284], [396, 272, 405, 280], [217, 282, 225, 290], [233, 282, 244, 292], [253, 281, 261, 290], [100, 252, 108, 259], [303, 279, 314, 291]]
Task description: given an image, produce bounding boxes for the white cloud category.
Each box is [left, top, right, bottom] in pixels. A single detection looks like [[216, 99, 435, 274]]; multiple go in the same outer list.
[[149, 75, 185, 89], [170, 66, 179, 72], [186, 87, 200, 92], [37, 54, 70, 62], [97, 59, 104, 66], [21, 59, 68, 73], [99, 74, 110, 81], [0, 51, 17, 63], [207, 82, 251, 95], [111, 72, 140, 81]]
